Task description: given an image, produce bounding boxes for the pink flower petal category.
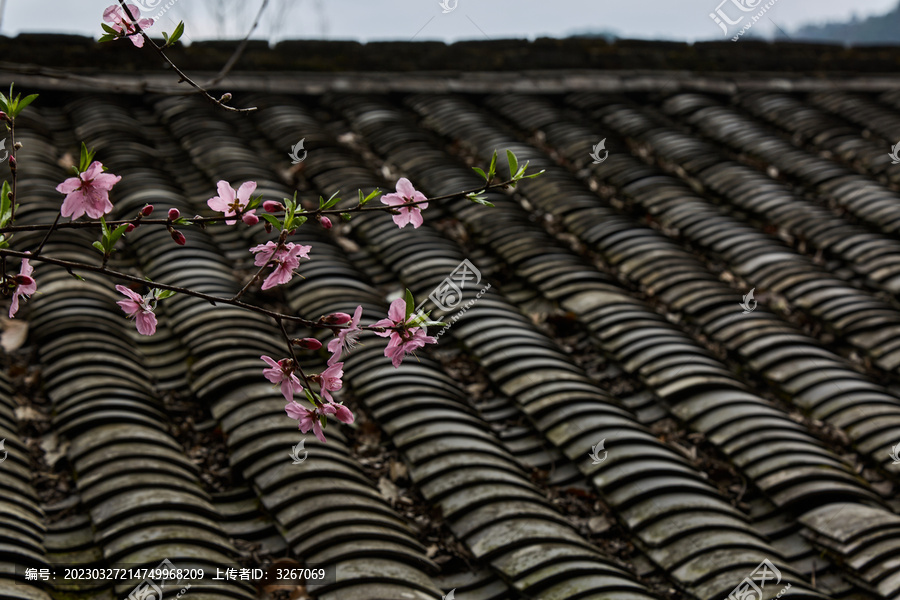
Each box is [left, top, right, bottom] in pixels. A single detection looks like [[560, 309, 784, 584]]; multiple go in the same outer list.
[[395, 178, 416, 199], [387, 298, 406, 323], [236, 181, 257, 205]]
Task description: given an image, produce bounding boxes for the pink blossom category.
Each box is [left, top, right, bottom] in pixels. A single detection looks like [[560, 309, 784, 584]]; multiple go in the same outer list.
[[285, 401, 354, 443], [242, 212, 259, 226], [56, 161, 121, 220], [323, 312, 352, 325], [327, 305, 363, 365], [8, 257, 36, 318], [207, 180, 258, 225], [103, 4, 153, 47], [249, 242, 311, 290], [261, 355, 303, 403], [381, 178, 428, 229], [384, 327, 436, 368], [318, 363, 344, 403], [263, 201, 284, 213], [115, 285, 157, 335], [373, 298, 437, 367]]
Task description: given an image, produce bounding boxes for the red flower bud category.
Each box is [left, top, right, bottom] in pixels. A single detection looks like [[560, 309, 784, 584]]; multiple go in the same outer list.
[[263, 201, 284, 213], [264, 222, 273, 234], [141, 205, 154, 216], [7, 155, 15, 171], [318, 215, 333, 230], [171, 230, 186, 246], [293, 338, 323, 350], [168, 208, 180, 220], [242, 212, 259, 226], [323, 313, 352, 325], [0, 112, 8, 123], [125, 223, 136, 233]]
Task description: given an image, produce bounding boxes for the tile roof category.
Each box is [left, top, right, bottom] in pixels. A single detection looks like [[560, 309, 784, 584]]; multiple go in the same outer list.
[[2, 37, 900, 600]]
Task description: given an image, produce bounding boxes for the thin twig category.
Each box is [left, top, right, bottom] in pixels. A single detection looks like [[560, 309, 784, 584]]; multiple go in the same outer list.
[[31, 211, 60, 258], [202, 0, 270, 89], [0, 248, 401, 336], [2, 178, 514, 234], [277, 317, 315, 396], [116, 0, 256, 113]]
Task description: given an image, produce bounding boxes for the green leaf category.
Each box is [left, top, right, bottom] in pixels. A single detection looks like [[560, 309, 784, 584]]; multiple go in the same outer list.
[[472, 167, 488, 181], [488, 150, 498, 181], [292, 215, 307, 228], [404, 289, 415, 320], [524, 170, 545, 179], [92, 241, 105, 253], [304, 387, 319, 407], [18, 94, 37, 111], [73, 274, 85, 281], [0, 180, 11, 227], [340, 212, 351, 221], [78, 142, 96, 173], [99, 215, 109, 238], [173, 217, 193, 226], [361, 189, 382, 206], [321, 190, 341, 210], [506, 150, 518, 180], [101, 23, 120, 35], [109, 223, 130, 246], [260, 213, 282, 229], [155, 289, 177, 300], [168, 21, 185, 46], [468, 196, 494, 207], [246, 194, 263, 210], [98, 33, 117, 43]]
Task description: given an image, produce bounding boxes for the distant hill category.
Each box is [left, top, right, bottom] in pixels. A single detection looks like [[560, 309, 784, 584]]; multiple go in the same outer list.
[[789, 1, 900, 45]]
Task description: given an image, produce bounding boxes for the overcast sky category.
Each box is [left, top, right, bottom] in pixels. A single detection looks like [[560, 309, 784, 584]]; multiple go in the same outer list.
[[4, 0, 899, 43]]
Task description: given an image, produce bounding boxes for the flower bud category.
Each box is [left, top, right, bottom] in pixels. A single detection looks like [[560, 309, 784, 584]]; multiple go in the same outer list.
[[264, 221, 273, 234], [220, 93, 233, 103], [0, 112, 8, 123], [292, 338, 323, 350], [7, 155, 15, 171], [168, 208, 180, 220], [242, 212, 259, 226], [171, 230, 186, 246], [263, 201, 283, 213], [141, 205, 154, 216], [318, 215, 333, 230], [322, 312, 352, 325], [13, 142, 21, 150], [125, 223, 136, 233]]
